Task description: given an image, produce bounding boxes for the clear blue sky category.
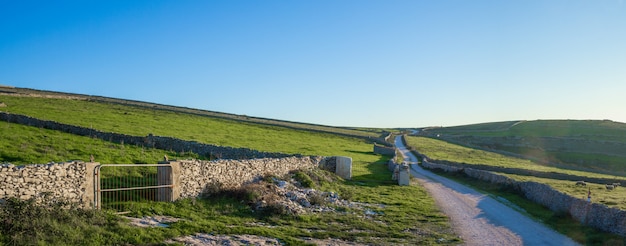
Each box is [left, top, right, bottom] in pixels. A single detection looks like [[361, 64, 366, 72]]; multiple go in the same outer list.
[[1, 1, 625, 128]]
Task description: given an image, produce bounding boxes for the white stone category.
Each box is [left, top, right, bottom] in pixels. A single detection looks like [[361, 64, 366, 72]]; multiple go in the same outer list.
[[335, 156, 352, 180], [398, 164, 410, 186]]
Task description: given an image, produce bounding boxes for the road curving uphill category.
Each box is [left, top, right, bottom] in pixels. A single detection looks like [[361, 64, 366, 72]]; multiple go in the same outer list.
[[395, 136, 580, 246]]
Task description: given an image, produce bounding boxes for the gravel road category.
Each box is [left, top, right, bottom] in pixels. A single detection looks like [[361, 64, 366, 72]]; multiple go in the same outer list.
[[395, 136, 580, 246]]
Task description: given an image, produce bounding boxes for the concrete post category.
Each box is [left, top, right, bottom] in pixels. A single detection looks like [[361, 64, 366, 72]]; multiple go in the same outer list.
[[335, 156, 352, 180], [158, 163, 171, 202], [157, 161, 181, 202], [398, 163, 410, 186], [170, 161, 180, 201], [83, 162, 99, 209]]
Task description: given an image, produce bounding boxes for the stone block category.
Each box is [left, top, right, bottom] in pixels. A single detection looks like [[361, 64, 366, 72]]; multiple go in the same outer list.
[[335, 156, 352, 180], [398, 164, 410, 186]]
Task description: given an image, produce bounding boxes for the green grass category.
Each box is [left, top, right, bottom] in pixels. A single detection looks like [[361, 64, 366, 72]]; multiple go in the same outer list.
[[0, 92, 459, 245], [1, 144, 459, 245], [406, 136, 624, 181], [406, 136, 626, 209], [0, 121, 198, 164], [0, 95, 375, 157], [501, 173, 626, 210], [421, 120, 626, 175]]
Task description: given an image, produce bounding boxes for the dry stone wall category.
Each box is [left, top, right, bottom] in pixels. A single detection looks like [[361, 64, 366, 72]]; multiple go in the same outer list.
[[0, 162, 96, 208], [420, 161, 626, 236], [175, 156, 328, 198], [0, 112, 291, 160], [1, 157, 337, 209], [373, 144, 395, 156]]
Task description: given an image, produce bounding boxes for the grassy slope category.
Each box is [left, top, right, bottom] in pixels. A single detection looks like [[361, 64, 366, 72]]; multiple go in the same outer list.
[[406, 136, 626, 210], [0, 121, 200, 164], [421, 120, 626, 175], [0, 93, 458, 245], [0, 95, 371, 158], [0, 87, 382, 138]]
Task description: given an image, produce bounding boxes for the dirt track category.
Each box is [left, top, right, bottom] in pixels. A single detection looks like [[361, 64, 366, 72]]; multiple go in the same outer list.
[[395, 136, 580, 246]]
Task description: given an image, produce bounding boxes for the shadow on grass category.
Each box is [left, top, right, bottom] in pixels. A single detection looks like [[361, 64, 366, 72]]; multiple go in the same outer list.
[[348, 155, 396, 187], [344, 150, 374, 155]]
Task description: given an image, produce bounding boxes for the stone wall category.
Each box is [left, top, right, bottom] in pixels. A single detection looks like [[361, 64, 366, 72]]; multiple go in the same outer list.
[[0, 112, 291, 160], [1, 156, 338, 209], [420, 161, 626, 236], [0, 162, 97, 208], [373, 144, 395, 156], [175, 156, 328, 198]]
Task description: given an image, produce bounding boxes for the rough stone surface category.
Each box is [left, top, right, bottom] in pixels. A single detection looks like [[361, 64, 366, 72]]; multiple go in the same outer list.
[[373, 144, 395, 156], [176, 156, 327, 198], [0, 161, 95, 208]]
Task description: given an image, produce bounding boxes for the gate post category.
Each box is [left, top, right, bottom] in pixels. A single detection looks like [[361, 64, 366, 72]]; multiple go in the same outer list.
[[170, 161, 180, 201], [84, 162, 99, 209], [157, 163, 171, 202], [335, 156, 352, 180], [157, 161, 180, 202]]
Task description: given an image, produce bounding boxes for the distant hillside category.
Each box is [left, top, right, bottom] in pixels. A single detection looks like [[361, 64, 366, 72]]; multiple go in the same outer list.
[[0, 87, 389, 142], [0, 87, 387, 164], [420, 120, 626, 176]]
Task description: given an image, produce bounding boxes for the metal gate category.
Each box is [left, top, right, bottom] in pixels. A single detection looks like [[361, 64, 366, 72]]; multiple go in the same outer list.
[[94, 164, 173, 211]]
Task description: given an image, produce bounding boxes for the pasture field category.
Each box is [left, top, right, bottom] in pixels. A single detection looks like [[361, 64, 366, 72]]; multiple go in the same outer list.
[[0, 95, 378, 158], [0, 91, 458, 245], [405, 136, 625, 181], [420, 120, 626, 175], [0, 121, 199, 164], [0, 88, 382, 138], [406, 135, 626, 208], [503, 173, 626, 210], [0, 128, 458, 245]]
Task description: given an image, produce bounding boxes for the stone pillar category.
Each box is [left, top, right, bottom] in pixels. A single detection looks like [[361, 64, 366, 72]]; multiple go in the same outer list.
[[82, 162, 100, 209], [157, 161, 181, 202], [157, 163, 171, 202], [335, 156, 352, 180], [398, 163, 410, 186], [170, 161, 180, 201]]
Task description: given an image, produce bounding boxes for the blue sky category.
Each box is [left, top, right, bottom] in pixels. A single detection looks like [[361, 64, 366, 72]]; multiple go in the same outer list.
[[1, 1, 625, 128]]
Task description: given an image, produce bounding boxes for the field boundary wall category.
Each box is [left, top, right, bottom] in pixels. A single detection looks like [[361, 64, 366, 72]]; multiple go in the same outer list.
[[0, 112, 291, 160], [0, 156, 339, 209], [373, 144, 395, 156]]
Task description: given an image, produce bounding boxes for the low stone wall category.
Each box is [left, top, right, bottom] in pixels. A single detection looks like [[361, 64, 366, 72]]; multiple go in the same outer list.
[[176, 156, 327, 198], [0, 112, 291, 160], [0, 162, 97, 208], [1, 157, 337, 209], [374, 144, 395, 156], [421, 161, 626, 236]]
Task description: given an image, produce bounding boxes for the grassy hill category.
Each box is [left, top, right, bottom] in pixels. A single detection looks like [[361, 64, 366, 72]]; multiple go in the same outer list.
[[0, 87, 387, 140], [420, 120, 626, 176], [0, 88, 458, 245]]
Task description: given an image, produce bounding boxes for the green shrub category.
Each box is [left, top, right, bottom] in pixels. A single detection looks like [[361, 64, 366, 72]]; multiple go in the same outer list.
[[293, 171, 314, 188], [308, 193, 326, 206]]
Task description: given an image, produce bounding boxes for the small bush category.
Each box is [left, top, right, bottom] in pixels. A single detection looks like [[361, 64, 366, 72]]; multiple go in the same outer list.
[[308, 193, 327, 206], [258, 203, 290, 217], [293, 171, 314, 188], [339, 187, 354, 201]]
